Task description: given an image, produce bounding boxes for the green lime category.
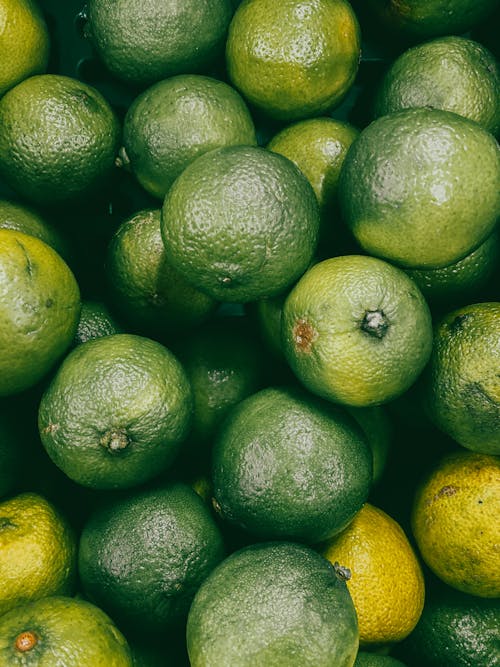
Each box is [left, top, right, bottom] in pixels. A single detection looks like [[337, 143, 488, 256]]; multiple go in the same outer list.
[[78, 483, 225, 633], [38, 333, 193, 489], [346, 406, 392, 485], [161, 145, 319, 303], [355, 654, 407, 667], [339, 107, 500, 269], [212, 385, 372, 542], [0, 596, 132, 666], [73, 300, 124, 346], [374, 36, 500, 137], [187, 541, 359, 666], [226, 0, 361, 121], [282, 255, 433, 407], [106, 209, 217, 337], [122, 74, 256, 199], [86, 0, 233, 86], [0, 74, 120, 206], [423, 302, 500, 454], [0, 230, 80, 397]]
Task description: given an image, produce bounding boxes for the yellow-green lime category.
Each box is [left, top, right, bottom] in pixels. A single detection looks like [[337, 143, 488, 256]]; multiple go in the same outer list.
[[122, 74, 257, 199], [78, 483, 225, 633], [0, 596, 132, 666], [411, 451, 500, 598], [282, 255, 433, 407], [374, 36, 500, 137], [38, 334, 193, 489], [0, 74, 120, 205], [187, 541, 359, 667], [161, 145, 320, 303], [339, 107, 500, 269], [0, 492, 76, 616], [212, 385, 372, 542], [86, 0, 233, 86], [0, 229, 80, 397], [0, 0, 49, 97], [226, 0, 361, 121], [423, 302, 500, 454], [106, 209, 217, 336]]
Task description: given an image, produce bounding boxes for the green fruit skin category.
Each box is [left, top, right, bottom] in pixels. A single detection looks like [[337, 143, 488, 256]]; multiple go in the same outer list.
[[212, 386, 372, 543], [355, 653, 407, 667], [339, 108, 500, 269], [73, 300, 124, 346], [187, 541, 359, 667], [0, 596, 133, 666], [394, 585, 500, 667], [78, 483, 225, 633], [161, 145, 320, 303], [38, 334, 193, 489], [123, 74, 257, 199]]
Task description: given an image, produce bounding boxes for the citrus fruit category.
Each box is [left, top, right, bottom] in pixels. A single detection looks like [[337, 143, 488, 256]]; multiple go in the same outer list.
[[226, 0, 361, 121], [373, 36, 500, 137], [0, 492, 76, 616], [0, 596, 132, 666], [78, 483, 225, 633], [212, 385, 372, 542], [339, 107, 500, 269], [268, 118, 360, 210], [0, 74, 120, 205], [346, 406, 392, 485], [395, 583, 500, 667], [0, 198, 70, 261], [106, 208, 217, 337], [411, 451, 500, 598], [86, 0, 233, 86], [38, 333, 193, 490], [354, 654, 407, 667], [405, 228, 500, 309], [187, 541, 359, 666], [422, 302, 500, 454], [0, 229, 80, 397], [281, 255, 433, 407], [173, 315, 267, 467], [161, 145, 320, 303], [121, 74, 257, 199], [362, 0, 500, 39], [73, 299, 123, 346], [0, 0, 49, 97], [321, 503, 425, 645]]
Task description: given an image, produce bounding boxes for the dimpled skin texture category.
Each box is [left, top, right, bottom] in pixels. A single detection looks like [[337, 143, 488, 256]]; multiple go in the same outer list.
[[187, 542, 359, 667], [38, 334, 193, 489], [0, 596, 133, 666], [322, 503, 425, 645], [87, 0, 233, 86], [226, 0, 361, 121], [373, 37, 500, 137], [282, 255, 433, 407], [412, 452, 500, 598], [424, 302, 500, 454], [161, 145, 320, 303], [78, 484, 225, 633], [123, 75, 257, 199], [0, 75, 120, 205], [212, 386, 372, 543], [339, 108, 500, 269]]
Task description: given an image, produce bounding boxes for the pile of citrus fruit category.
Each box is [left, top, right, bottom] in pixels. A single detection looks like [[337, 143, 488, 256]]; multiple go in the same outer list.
[[0, 0, 498, 665]]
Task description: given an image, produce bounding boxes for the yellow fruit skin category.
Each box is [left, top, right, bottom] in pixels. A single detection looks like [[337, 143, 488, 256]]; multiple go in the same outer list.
[[0, 493, 76, 616], [412, 451, 500, 598], [226, 0, 361, 120], [321, 503, 425, 646], [0, 0, 49, 96]]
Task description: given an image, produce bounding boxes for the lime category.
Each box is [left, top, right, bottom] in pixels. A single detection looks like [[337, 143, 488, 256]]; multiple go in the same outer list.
[[161, 145, 319, 303], [73, 300, 123, 346], [38, 334, 193, 489]]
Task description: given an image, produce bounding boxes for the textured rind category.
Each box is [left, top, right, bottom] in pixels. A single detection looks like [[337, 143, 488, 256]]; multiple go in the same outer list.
[[339, 108, 500, 268], [187, 542, 359, 667]]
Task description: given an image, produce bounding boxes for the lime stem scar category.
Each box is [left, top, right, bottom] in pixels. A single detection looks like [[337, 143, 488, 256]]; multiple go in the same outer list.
[[100, 428, 130, 452], [361, 310, 389, 339]]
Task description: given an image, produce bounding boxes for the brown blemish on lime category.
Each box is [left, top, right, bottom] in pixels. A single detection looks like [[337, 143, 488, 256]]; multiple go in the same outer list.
[[43, 423, 59, 435], [293, 318, 317, 353], [15, 631, 38, 653], [100, 428, 130, 453]]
